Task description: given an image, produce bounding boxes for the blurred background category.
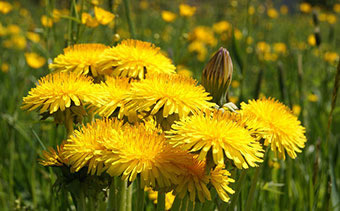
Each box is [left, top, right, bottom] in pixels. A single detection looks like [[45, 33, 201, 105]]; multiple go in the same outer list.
[[0, 0, 339, 210]]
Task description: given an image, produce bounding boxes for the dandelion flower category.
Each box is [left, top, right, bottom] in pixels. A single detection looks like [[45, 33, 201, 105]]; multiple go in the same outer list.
[[41, 15, 53, 27], [102, 123, 184, 189], [240, 98, 307, 159], [161, 11, 177, 22], [91, 77, 131, 118], [124, 73, 214, 130], [0, 1, 12, 14], [22, 72, 100, 124], [210, 165, 235, 202], [96, 39, 176, 79], [94, 6, 115, 25], [25, 52, 46, 69], [82, 13, 99, 28], [39, 144, 67, 167], [49, 44, 109, 77], [179, 3, 196, 17], [167, 110, 263, 168], [63, 119, 123, 175]]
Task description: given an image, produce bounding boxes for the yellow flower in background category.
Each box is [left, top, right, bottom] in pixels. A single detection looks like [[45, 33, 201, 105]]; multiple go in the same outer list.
[[308, 93, 318, 102], [139, 0, 148, 10], [300, 2, 312, 13], [273, 42, 287, 55], [231, 80, 240, 88], [41, 15, 53, 27], [188, 41, 208, 61], [25, 52, 46, 69], [167, 110, 264, 168], [326, 14, 337, 24], [213, 21, 231, 34], [189, 26, 217, 47], [229, 96, 239, 104], [124, 73, 214, 129], [7, 24, 21, 35], [49, 43, 109, 76], [146, 189, 175, 210], [96, 39, 176, 79], [21, 72, 99, 115], [324, 51, 339, 65], [256, 41, 271, 54], [210, 165, 235, 202], [292, 104, 301, 116], [334, 3, 340, 13], [234, 28, 243, 40], [52, 9, 61, 22], [248, 6, 255, 15], [280, 5, 289, 15], [177, 65, 193, 77], [0, 1, 12, 14], [307, 34, 316, 46], [82, 13, 99, 28], [161, 11, 177, 22], [94, 6, 115, 25], [319, 13, 327, 22], [267, 8, 279, 19], [10, 35, 27, 50], [26, 32, 40, 43], [179, 3, 196, 17], [240, 98, 307, 160], [1, 62, 9, 73]]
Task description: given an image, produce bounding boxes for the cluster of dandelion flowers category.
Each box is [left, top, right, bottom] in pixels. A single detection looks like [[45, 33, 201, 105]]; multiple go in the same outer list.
[[96, 39, 176, 79], [124, 73, 215, 129], [167, 110, 264, 169], [63, 119, 123, 175], [21, 72, 100, 119], [49, 43, 109, 77], [240, 98, 307, 159], [90, 77, 132, 118]]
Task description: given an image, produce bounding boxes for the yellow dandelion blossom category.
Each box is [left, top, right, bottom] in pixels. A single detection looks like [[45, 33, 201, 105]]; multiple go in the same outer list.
[[96, 39, 176, 79], [63, 119, 123, 175], [25, 52, 46, 69], [213, 21, 231, 34], [179, 3, 196, 17], [94, 6, 115, 25], [273, 43, 287, 55], [0, 1, 12, 14], [39, 144, 68, 167], [102, 123, 184, 189], [189, 26, 217, 47], [300, 2, 312, 13], [173, 154, 211, 202], [124, 73, 214, 129], [334, 4, 340, 13], [91, 77, 131, 118], [81, 13, 99, 28], [210, 165, 235, 202], [7, 24, 20, 35], [267, 8, 279, 19], [167, 110, 263, 168], [49, 43, 109, 77], [280, 5, 288, 15], [240, 98, 307, 159], [161, 11, 176, 22], [21, 72, 98, 115], [26, 32, 40, 43], [146, 188, 175, 210], [324, 51, 339, 65], [1, 62, 9, 73], [308, 93, 318, 102], [41, 15, 53, 27]]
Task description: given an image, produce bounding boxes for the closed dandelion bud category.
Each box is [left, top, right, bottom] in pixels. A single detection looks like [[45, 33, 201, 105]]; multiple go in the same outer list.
[[201, 47, 233, 105]]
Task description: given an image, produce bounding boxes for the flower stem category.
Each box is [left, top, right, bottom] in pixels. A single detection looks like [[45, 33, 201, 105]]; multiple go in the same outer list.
[[65, 109, 74, 137], [244, 166, 262, 210], [228, 170, 247, 211], [126, 184, 132, 211], [123, 0, 135, 38], [107, 178, 116, 211], [76, 190, 86, 211], [119, 180, 127, 211], [136, 178, 145, 211], [156, 191, 166, 211]]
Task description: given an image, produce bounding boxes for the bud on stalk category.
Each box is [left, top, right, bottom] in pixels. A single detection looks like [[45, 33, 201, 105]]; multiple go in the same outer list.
[[201, 47, 233, 106]]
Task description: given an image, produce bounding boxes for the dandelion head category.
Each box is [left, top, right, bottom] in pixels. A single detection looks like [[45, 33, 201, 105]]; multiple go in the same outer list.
[[210, 165, 235, 202]]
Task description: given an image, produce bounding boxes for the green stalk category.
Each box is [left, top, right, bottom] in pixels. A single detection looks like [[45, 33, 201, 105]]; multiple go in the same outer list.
[[244, 166, 262, 210], [123, 0, 135, 38], [107, 178, 117, 211], [65, 109, 74, 137], [76, 190, 86, 211], [156, 191, 166, 211], [136, 178, 145, 211], [126, 184, 132, 211], [171, 196, 182, 211], [75, 0, 85, 43], [119, 180, 127, 211], [228, 170, 247, 211]]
